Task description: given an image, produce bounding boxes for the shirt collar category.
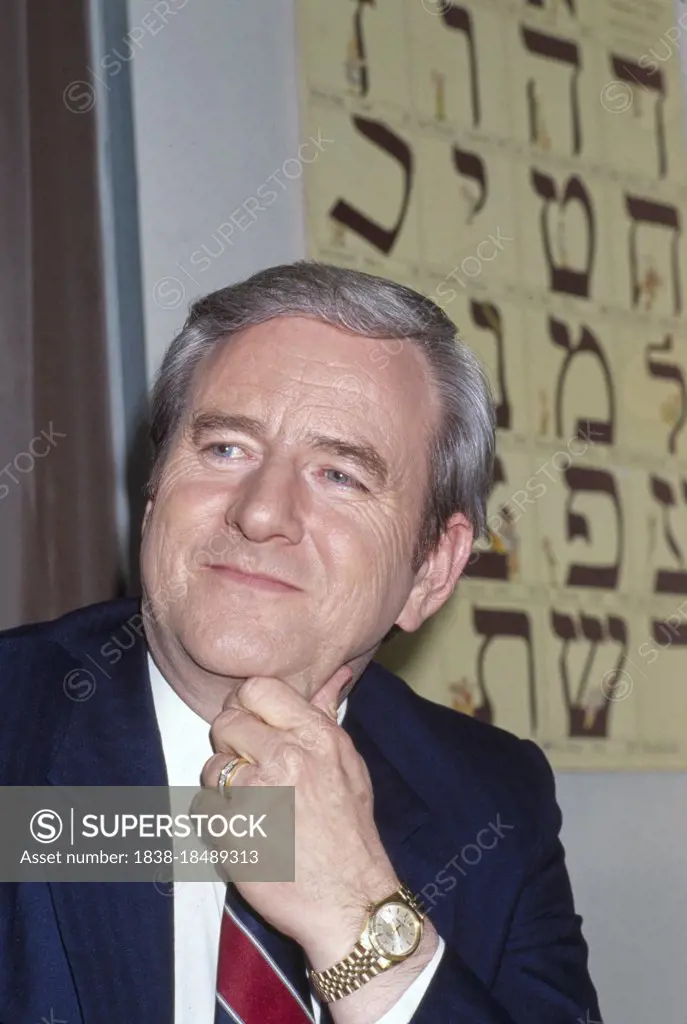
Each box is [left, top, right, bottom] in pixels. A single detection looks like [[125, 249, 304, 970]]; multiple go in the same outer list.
[[148, 651, 348, 787]]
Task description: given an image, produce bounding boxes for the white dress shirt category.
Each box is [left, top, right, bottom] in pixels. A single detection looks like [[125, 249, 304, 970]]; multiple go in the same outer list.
[[148, 652, 444, 1023]]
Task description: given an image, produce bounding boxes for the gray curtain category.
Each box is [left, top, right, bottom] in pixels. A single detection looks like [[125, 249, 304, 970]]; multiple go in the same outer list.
[[0, 0, 120, 628]]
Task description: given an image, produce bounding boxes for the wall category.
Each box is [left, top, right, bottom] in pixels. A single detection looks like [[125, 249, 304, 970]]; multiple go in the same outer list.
[[126, 0, 305, 381], [123, 2, 687, 1020]]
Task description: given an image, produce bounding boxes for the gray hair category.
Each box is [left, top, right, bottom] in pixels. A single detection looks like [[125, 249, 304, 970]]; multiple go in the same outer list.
[[147, 261, 495, 574]]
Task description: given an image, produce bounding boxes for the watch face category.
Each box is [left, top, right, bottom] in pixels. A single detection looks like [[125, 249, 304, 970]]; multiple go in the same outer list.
[[369, 902, 421, 959]]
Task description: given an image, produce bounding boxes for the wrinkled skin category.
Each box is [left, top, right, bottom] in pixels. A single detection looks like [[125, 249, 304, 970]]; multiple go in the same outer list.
[[140, 315, 474, 1021]]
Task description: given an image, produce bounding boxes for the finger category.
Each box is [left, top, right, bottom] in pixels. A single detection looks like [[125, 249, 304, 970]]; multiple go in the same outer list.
[[309, 665, 353, 721], [210, 705, 278, 762], [233, 675, 312, 729], [201, 750, 254, 789]]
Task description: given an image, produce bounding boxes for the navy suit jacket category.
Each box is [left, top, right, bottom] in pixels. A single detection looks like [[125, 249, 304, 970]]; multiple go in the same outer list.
[[0, 598, 601, 1023]]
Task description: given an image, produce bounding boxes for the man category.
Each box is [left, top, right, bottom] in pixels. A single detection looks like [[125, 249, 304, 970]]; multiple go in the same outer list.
[[0, 262, 601, 1023]]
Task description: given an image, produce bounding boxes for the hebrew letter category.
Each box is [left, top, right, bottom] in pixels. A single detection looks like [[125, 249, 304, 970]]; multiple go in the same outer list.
[[646, 335, 687, 455], [652, 618, 687, 647], [522, 27, 582, 154], [470, 301, 510, 429], [551, 610, 628, 737], [452, 146, 487, 224], [473, 608, 537, 730], [329, 117, 413, 255], [349, 0, 375, 97], [441, 5, 480, 127], [612, 56, 667, 177], [526, 0, 576, 11], [549, 317, 615, 443], [565, 467, 623, 588], [531, 171, 595, 297], [649, 475, 687, 593], [466, 456, 509, 581], [625, 194, 682, 315]]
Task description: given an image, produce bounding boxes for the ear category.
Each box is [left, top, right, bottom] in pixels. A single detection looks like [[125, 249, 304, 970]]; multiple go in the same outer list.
[[394, 512, 474, 634]]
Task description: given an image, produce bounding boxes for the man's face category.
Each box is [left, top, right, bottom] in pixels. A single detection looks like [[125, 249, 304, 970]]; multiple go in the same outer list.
[[140, 315, 443, 694]]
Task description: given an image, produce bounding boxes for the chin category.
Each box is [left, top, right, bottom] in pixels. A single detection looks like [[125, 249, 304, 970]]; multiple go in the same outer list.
[[183, 625, 290, 681]]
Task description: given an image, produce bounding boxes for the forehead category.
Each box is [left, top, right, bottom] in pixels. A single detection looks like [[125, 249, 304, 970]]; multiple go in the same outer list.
[[187, 315, 439, 449]]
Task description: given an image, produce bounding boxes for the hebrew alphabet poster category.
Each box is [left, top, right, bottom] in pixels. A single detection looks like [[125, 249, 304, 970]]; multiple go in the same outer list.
[[297, 0, 687, 768]]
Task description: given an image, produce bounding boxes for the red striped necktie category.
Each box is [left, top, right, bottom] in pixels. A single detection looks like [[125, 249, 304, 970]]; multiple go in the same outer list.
[[215, 883, 329, 1024]]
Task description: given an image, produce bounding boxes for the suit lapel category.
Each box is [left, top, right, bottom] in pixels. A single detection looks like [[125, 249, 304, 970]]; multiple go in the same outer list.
[[46, 613, 174, 1024], [343, 708, 430, 855], [343, 664, 462, 941], [292, 685, 431, 1024]]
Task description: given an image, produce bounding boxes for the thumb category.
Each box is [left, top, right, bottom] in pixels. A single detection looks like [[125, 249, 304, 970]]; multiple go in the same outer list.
[[309, 664, 354, 721]]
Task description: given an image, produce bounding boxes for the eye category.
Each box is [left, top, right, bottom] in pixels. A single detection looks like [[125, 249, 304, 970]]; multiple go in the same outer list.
[[205, 443, 244, 459], [323, 468, 368, 492]]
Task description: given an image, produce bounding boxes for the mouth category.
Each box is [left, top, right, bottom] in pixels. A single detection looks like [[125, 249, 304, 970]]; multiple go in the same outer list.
[[207, 564, 301, 593]]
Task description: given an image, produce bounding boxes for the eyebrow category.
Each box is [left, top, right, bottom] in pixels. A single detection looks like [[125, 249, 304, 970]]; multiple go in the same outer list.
[[189, 410, 389, 488]]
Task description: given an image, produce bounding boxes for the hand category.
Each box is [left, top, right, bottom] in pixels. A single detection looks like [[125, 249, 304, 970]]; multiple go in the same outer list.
[[196, 665, 401, 968]]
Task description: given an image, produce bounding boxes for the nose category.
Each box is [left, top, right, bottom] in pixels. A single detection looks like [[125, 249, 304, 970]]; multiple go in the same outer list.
[[226, 454, 305, 545]]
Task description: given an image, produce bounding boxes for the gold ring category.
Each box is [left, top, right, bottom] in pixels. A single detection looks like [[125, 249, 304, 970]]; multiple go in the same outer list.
[[217, 755, 251, 794]]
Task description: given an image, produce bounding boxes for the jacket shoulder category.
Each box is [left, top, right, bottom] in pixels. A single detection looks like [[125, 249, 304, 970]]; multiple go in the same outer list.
[[0, 600, 141, 782], [0, 597, 140, 652]]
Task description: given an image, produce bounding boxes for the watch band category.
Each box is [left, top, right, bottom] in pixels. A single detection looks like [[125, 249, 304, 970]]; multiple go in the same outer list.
[[309, 883, 425, 1004], [309, 937, 391, 1003]]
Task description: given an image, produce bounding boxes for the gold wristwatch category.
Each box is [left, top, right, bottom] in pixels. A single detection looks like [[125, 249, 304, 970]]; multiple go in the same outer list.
[[309, 882, 425, 1004]]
